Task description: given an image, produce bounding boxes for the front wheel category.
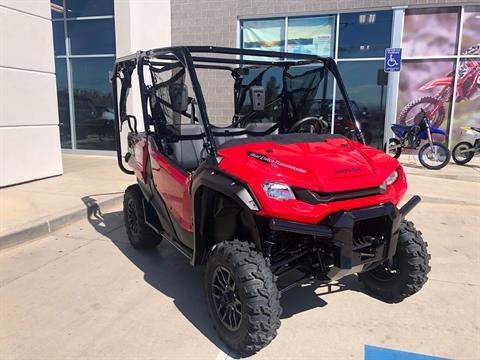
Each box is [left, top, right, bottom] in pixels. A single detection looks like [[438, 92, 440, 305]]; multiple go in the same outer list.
[[205, 240, 281, 356], [384, 138, 402, 158], [358, 220, 431, 303], [452, 141, 475, 165], [418, 142, 450, 170]]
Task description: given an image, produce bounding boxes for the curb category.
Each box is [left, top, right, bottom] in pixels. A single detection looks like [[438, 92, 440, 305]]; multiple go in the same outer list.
[[0, 195, 124, 251]]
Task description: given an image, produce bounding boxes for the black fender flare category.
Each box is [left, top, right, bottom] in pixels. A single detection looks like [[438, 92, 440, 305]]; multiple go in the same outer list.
[[190, 159, 262, 265]]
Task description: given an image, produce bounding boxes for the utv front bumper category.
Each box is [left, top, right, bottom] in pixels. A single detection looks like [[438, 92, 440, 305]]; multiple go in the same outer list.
[[269, 196, 421, 280]]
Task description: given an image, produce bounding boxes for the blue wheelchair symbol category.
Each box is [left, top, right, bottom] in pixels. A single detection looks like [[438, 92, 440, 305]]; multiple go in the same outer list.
[[384, 48, 402, 72]]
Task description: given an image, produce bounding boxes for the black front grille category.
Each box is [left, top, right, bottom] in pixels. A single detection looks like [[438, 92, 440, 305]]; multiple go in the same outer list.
[[295, 186, 384, 205]]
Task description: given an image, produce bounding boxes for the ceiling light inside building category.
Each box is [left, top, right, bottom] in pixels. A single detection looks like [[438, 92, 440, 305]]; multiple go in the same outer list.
[[51, 3, 64, 14], [368, 14, 376, 23], [359, 14, 366, 24]]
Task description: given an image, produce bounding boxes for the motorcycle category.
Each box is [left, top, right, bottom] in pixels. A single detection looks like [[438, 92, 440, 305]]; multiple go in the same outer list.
[[398, 44, 480, 128], [385, 109, 450, 170], [452, 126, 480, 165]]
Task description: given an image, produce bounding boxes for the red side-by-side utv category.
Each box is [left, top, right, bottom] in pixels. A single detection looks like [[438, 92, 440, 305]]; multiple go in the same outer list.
[[111, 46, 430, 356]]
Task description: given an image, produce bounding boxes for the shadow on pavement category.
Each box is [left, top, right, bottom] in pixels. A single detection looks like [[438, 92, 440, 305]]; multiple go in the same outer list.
[[81, 195, 365, 354]]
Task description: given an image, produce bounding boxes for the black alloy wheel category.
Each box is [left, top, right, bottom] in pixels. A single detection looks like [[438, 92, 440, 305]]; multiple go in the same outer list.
[[211, 266, 242, 331]]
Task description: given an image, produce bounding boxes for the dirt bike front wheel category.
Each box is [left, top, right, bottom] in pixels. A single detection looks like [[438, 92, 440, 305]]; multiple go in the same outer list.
[[398, 96, 446, 128], [384, 138, 402, 158], [418, 142, 450, 170], [452, 141, 475, 165]]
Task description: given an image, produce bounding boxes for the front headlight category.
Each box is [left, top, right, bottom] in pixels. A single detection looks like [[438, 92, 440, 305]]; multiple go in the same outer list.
[[262, 182, 296, 201], [382, 169, 399, 189]]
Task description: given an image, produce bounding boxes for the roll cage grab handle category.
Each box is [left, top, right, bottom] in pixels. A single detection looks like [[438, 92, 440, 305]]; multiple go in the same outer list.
[[111, 46, 365, 175]]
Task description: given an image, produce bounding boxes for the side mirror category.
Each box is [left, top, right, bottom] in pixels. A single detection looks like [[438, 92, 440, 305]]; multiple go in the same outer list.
[[169, 83, 189, 113]]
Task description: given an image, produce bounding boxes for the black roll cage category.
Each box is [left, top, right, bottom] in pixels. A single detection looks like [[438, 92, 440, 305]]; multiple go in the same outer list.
[[111, 46, 364, 175]]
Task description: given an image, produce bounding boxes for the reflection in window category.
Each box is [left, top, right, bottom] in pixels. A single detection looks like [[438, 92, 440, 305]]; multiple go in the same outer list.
[[50, 0, 64, 19], [287, 16, 335, 57], [68, 19, 116, 55], [338, 11, 392, 58], [52, 20, 65, 55], [54, 59, 71, 148], [242, 18, 285, 52], [72, 57, 116, 150], [65, 0, 114, 18], [461, 6, 480, 54], [451, 58, 480, 145], [337, 61, 387, 148], [397, 60, 456, 132], [403, 8, 459, 57]]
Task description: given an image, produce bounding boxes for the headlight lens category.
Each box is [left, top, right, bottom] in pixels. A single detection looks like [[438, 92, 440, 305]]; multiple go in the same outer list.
[[384, 169, 399, 188], [262, 182, 296, 201]]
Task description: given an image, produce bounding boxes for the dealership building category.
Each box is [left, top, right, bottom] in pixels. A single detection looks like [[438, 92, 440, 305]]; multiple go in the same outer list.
[[0, 0, 478, 187]]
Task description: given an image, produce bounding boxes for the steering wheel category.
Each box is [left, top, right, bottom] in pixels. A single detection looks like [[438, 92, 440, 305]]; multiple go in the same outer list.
[[289, 116, 328, 134]]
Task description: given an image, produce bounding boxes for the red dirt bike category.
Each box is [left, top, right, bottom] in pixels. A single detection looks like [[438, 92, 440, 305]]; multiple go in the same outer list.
[[399, 44, 480, 128]]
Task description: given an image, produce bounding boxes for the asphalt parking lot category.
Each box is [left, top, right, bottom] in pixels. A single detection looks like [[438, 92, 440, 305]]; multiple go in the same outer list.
[[1, 161, 479, 359]]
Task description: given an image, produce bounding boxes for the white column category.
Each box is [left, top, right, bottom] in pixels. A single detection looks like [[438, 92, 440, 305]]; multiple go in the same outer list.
[[383, 6, 406, 147], [113, 0, 172, 150], [0, 0, 63, 186]]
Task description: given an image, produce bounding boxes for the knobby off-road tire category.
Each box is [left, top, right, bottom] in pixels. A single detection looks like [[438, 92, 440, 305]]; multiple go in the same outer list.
[[398, 96, 445, 128], [123, 184, 162, 249], [452, 141, 475, 165], [205, 240, 282, 356], [358, 220, 431, 303]]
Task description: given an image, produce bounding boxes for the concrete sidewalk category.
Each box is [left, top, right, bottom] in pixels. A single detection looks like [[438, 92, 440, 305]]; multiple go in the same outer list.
[[0, 154, 133, 249]]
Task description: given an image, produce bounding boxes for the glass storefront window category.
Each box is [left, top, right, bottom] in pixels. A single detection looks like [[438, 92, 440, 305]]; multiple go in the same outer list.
[[461, 6, 480, 54], [55, 59, 71, 148], [241, 18, 285, 52], [51, 0, 117, 150], [71, 57, 116, 151], [65, 0, 114, 18], [397, 60, 456, 133], [68, 19, 116, 55], [337, 61, 387, 149], [403, 8, 460, 57], [52, 21, 65, 56], [451, 58, 480, 145], [338, 11, 392, 58], [287, 16, 335, 57]]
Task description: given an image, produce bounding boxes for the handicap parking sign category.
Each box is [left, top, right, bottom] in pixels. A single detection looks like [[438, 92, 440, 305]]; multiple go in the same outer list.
[[384, 48, 402, 72]]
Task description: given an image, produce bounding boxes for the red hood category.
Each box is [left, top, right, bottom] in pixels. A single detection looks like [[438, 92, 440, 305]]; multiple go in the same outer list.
[[218, 136, 399, 193]]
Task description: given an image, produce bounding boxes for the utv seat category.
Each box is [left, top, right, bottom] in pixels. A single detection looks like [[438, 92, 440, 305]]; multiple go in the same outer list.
[[168, 124, 205, 171], [212, 126, 247, 147], [245, 122, 278, 134]]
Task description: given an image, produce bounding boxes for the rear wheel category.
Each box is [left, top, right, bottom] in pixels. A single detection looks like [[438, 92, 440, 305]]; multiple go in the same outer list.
[[384, 138, 402, 158], [123, 184, 162, 249], [358, 220, 431, 303], [398, 96, 445, 128], [205, 240, 281, 356], [452, 141, 475, 165], [418, 142, 450, 170]]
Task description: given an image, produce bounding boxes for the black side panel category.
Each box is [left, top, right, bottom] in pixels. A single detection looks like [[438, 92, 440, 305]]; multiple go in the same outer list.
[[137, 179, 175, 239], [191, 157, 262, 265]]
